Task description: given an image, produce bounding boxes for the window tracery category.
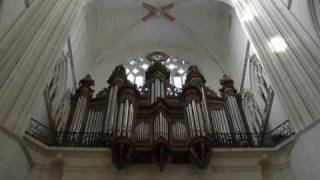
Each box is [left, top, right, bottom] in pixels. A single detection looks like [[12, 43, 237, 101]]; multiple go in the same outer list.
[[124, 53, 189, 91]]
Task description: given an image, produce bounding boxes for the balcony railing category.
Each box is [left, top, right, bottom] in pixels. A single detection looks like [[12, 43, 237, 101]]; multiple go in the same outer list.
[[26, 118, 295, 148]]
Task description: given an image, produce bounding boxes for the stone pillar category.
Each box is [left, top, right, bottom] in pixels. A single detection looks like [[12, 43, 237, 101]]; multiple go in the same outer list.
[[0, 1, 84, 179], [0, 0, 84, 137], [233, 0, 320, 131]]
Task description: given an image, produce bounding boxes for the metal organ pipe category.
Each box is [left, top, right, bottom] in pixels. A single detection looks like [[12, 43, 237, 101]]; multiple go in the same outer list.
[[75, 97, 85, 131], [72, 97, 87, 132], [127, 104, 134, 137], [105, 86, 114, 131], [196, 102, 205, 135], [221, 110, 231, 133], [89, 110, 96, 133], [216, 110, 224, 133], [79, 98, 88, 131], [109, 85, 118, 134], [191, 101, 201, 136], [201, 88, 211, 134], [84, 110, 92, 132], [160, 81, 164, 98], [104, 86, 114, 132], [89, 110, 95, 133], [143, 123, 147, 141], [95, 112, 102, 132], [158, 79, 161, 99], [153, 112, 168, 141], [154, 81, 158, 103], [227, 96, 246, 133], [186, 105, 195, 138], [161, 112, 164, 137], [151, 82, 155, 104], [99, 112, 104, 132], [231, 97, 246, 131], [228, 97, 237, 131], [155, 80, 158, 100], [117, 103, 124, 136], [211, 109, 219, 132], [90, 110, 97, 133], [220, 110, 228, 133], [155, 79, 159, 101], [70, 97, 81, 131], [122, 99, 129, 136]]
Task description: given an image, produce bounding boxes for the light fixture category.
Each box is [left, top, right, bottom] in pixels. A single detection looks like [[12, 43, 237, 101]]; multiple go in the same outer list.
[[268, 36, 288, 53], [132, 68, 139, 74], [167, 64, 177, 70], [141, 63, 149, 70]]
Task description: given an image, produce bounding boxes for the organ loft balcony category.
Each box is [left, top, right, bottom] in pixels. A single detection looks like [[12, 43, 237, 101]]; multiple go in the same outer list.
[[25, 52, 295, 171]]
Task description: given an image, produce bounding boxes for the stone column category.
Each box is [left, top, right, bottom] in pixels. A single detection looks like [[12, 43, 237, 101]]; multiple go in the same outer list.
[[0, 0, 84, 137], [233, 0, 320, 131], [0, 1, 85, 179]]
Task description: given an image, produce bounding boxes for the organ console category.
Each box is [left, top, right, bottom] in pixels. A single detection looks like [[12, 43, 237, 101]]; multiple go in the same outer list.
[[64, 52, 253, 170]]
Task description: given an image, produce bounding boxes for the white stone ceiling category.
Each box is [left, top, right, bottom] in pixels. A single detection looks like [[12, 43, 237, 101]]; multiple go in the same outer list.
[[84, 0, 234, 71]]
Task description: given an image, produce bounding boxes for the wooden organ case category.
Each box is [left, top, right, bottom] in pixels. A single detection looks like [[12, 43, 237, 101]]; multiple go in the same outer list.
[[65, 54, 252, 171]]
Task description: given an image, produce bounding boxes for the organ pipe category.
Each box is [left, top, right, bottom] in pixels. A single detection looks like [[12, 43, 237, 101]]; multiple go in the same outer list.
[[122, 99, 129, 136], [105, 86, 114, 130], [65, 61, 256, 162], [117, 103, 124, 136], [151, 82, 155, 103], [201, 88, 211, 134]]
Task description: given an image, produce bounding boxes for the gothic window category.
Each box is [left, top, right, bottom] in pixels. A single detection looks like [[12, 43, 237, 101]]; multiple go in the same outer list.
[[124, 55, 189, 90]]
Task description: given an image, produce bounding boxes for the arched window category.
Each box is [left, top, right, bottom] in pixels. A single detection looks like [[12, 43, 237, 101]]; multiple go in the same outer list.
[[124, 54, 190, 90]]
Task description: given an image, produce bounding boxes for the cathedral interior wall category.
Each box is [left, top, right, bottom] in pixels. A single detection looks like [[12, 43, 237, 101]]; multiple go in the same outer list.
[[1, 1, 320, 180], [289, 122, 320, 180], [0, 0, 26, 39]]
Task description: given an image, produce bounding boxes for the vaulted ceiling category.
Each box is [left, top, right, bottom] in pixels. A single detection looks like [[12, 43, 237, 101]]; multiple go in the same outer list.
[[83, 0, 234, 67], [72, 0, 243, 91]]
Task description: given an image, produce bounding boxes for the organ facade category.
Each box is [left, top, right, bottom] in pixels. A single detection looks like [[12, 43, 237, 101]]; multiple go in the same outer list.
[[27, 52, 294, 171], [63, 52, 252, 170]]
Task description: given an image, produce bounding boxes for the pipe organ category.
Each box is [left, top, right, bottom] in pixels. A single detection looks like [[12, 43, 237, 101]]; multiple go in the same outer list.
[[64, 52, 253, 170], [67, 76, 94, 134]]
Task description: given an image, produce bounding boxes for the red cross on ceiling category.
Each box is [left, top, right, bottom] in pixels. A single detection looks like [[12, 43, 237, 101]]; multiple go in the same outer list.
[[142, 3, 176, 22]]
